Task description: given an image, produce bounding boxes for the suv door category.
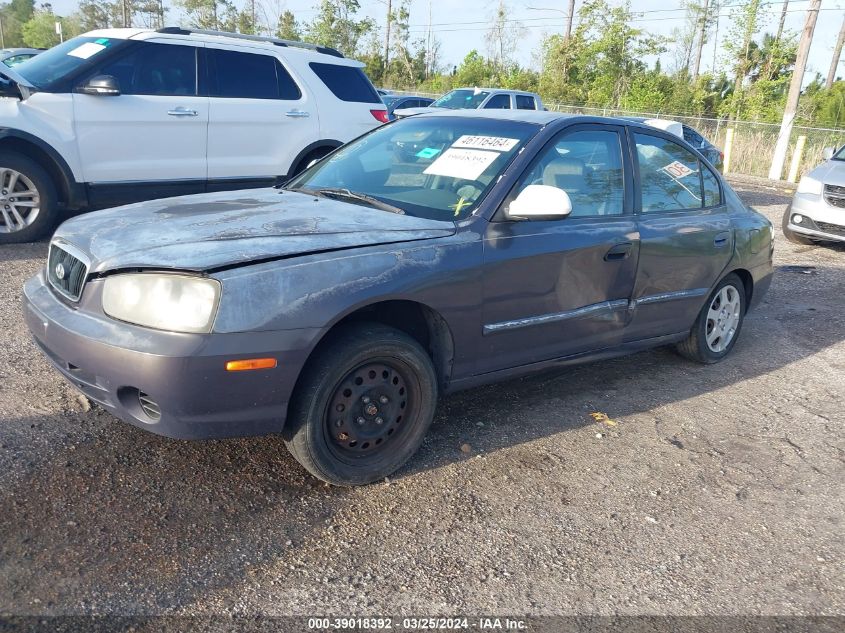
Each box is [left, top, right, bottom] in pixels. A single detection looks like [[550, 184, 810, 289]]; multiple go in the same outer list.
[[479, 124, 639, 372], [625, 130, 733, 341], [205, 45, 318, 183], [73, 40, 208, 191]]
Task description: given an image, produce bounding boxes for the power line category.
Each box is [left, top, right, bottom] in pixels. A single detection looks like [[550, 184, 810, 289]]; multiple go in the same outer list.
[[403, 6, 845, 35]]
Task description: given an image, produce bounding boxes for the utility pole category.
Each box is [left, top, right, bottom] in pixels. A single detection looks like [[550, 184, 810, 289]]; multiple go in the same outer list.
[[826, 14, 845, 89], [565, 0, 575, 40], [383, 0, 392, 71], [775, 0, 788, 43], [768, 0, 821, 181], [691, 0, 710, 80]]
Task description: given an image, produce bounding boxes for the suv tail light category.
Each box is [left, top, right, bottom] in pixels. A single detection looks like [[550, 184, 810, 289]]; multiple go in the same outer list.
[[370, 109, 389, 123]]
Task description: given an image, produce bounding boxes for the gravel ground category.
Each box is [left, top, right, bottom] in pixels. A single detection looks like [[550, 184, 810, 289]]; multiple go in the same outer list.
[[0, 178, 843, 617]]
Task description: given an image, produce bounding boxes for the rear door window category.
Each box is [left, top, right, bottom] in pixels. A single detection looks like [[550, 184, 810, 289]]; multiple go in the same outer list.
[[309, 62, 381, 103], [209, 49, 301, 100], [634, 132, 703, 212], [702, 165, 722, 207], [484, 94, 511, 109], [515, 95, 536, 110]]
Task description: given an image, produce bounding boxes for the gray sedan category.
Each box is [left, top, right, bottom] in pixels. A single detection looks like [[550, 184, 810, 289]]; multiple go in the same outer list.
[[24, 111, 774, 485]]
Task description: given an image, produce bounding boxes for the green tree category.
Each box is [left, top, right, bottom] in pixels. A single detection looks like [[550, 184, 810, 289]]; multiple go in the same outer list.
[[75, 0, 111, 31], [0, 0, 35, 46], [21, 8, 80, 48], [306, 0, 374, 57], [276, 9, 300, 40]]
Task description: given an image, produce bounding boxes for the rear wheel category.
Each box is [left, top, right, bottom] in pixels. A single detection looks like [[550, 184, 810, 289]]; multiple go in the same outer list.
[[292, 147, 334, 177], [284, 323, 438, 486], [676, 273, 746, 364], [781, 205, 816, 245], [0, 151, 58, 244]]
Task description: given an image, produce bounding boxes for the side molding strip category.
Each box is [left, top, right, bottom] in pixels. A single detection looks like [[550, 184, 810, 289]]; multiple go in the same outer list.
[[483, 299, 630, 335], [635, 287, 710, 306]]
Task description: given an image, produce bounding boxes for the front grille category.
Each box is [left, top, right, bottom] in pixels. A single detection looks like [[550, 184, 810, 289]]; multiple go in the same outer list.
[[824, 184, 845, 209], [816, 221, 845, 238], [47, 241, 89, 302], [138, 392, 162, 421]]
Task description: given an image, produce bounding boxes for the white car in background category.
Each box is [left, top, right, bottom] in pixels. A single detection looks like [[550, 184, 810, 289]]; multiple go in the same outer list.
[[783, 145, 845, 245], [0, 27, 387, 243], [393, 87, 544, 118]]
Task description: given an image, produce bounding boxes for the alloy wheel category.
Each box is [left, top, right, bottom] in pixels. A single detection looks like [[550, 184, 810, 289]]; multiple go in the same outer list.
[[705, 284, 741, 353], [0, 168, 40, 234]]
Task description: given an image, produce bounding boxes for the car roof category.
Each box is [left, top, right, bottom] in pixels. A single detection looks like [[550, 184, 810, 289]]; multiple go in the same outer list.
[[81, 28, 360, 65], [412, 109, 575, 125], [408, 109, 699, 133], [450, 87, 538, 95]]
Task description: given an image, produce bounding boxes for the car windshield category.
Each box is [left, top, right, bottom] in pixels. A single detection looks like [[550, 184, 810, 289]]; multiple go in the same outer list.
[[834, 145, 845, 160], [287, 116, 540, 221], [13, 36, 121, 88], [382, 96, 401, 107], [432, 89, 491, 109]]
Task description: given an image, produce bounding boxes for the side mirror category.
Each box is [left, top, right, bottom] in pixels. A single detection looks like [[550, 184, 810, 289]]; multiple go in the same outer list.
[[506, 184, 572, 220], [0, 77, 21, 100], [77, 75, 120, 96], [822, 147, 836, 161]]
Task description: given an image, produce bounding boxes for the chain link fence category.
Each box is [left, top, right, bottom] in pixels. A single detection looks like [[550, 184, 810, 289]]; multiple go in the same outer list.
[[389, 90, 844, 181]]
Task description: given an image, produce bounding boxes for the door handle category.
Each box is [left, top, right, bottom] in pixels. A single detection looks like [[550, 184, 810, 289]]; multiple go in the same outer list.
[[167, 107, 198, 117], [714, 231, 731, 247], [604, 242, 633, 261], [285, 109, 311, 118]]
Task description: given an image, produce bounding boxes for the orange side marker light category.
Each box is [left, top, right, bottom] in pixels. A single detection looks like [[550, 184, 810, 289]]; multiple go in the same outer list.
[[225, 358, 278, 372]]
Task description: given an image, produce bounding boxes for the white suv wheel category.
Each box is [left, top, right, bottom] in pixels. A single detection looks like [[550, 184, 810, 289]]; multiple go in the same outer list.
[[0, 168, 41, 234]]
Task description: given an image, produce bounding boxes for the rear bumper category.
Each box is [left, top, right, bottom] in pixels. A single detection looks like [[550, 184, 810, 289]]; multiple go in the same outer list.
[[23, 271, 319, 439]]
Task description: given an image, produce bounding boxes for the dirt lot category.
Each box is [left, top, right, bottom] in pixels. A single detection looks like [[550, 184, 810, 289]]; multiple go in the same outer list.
[[0, 178, 842, 617]]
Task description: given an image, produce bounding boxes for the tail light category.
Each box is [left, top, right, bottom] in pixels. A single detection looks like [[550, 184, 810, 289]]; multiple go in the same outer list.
[[370, 109, 389, 123]]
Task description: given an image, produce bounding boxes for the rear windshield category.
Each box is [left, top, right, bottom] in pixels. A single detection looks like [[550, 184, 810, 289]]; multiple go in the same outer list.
[[14, 36, 122, 88], [432, 89, 491, 109], [309, 62, 380, 103]]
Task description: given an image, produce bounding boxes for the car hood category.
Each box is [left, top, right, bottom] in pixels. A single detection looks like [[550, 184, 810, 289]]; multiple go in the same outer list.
[[55, 188, 457, 273], [807, 159, 845, 186]]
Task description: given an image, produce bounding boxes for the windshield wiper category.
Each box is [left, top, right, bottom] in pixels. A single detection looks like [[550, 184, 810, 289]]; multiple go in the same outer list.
[[306, 187, 405, 215]]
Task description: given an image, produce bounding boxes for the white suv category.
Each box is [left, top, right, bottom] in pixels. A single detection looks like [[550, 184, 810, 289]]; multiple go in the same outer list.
[[0, 27, 387, 243]]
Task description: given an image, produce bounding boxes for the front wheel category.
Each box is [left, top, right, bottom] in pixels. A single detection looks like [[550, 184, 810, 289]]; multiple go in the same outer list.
[[284, 323, 438, 486], [675, 274, 746, 364], [0, 151, 58, 244]]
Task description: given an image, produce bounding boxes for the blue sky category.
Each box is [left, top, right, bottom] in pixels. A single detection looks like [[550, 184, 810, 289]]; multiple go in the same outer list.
[[49, 0, 845, 83]]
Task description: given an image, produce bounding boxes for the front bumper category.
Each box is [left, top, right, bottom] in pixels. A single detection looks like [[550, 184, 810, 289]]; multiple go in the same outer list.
[[23, 271, 319, 439], [786, 192, 845, 243]]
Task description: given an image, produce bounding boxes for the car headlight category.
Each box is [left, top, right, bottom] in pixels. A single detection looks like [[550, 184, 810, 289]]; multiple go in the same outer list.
[[796, 176, 823, 196], [102, 273, 221, 333]]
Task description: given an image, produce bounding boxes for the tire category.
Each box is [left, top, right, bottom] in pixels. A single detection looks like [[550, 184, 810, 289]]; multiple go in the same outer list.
[[0, 151, 59, 244], [676, 273, 746, 364], [781, 205, 815, 245], [283, 322, 438, 486]]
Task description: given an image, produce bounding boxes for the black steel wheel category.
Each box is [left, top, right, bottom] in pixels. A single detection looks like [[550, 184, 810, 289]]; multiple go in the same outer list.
[[284, 322, 438, 486]]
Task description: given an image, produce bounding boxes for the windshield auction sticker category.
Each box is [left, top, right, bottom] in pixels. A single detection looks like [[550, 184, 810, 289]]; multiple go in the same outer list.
[[423, 149, 499, 180], [67, 42, 107, 59], [451, 135, 519, 152]]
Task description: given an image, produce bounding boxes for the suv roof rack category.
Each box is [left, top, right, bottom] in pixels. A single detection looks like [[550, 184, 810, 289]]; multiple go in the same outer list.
[[156, 27, 344, 58]]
